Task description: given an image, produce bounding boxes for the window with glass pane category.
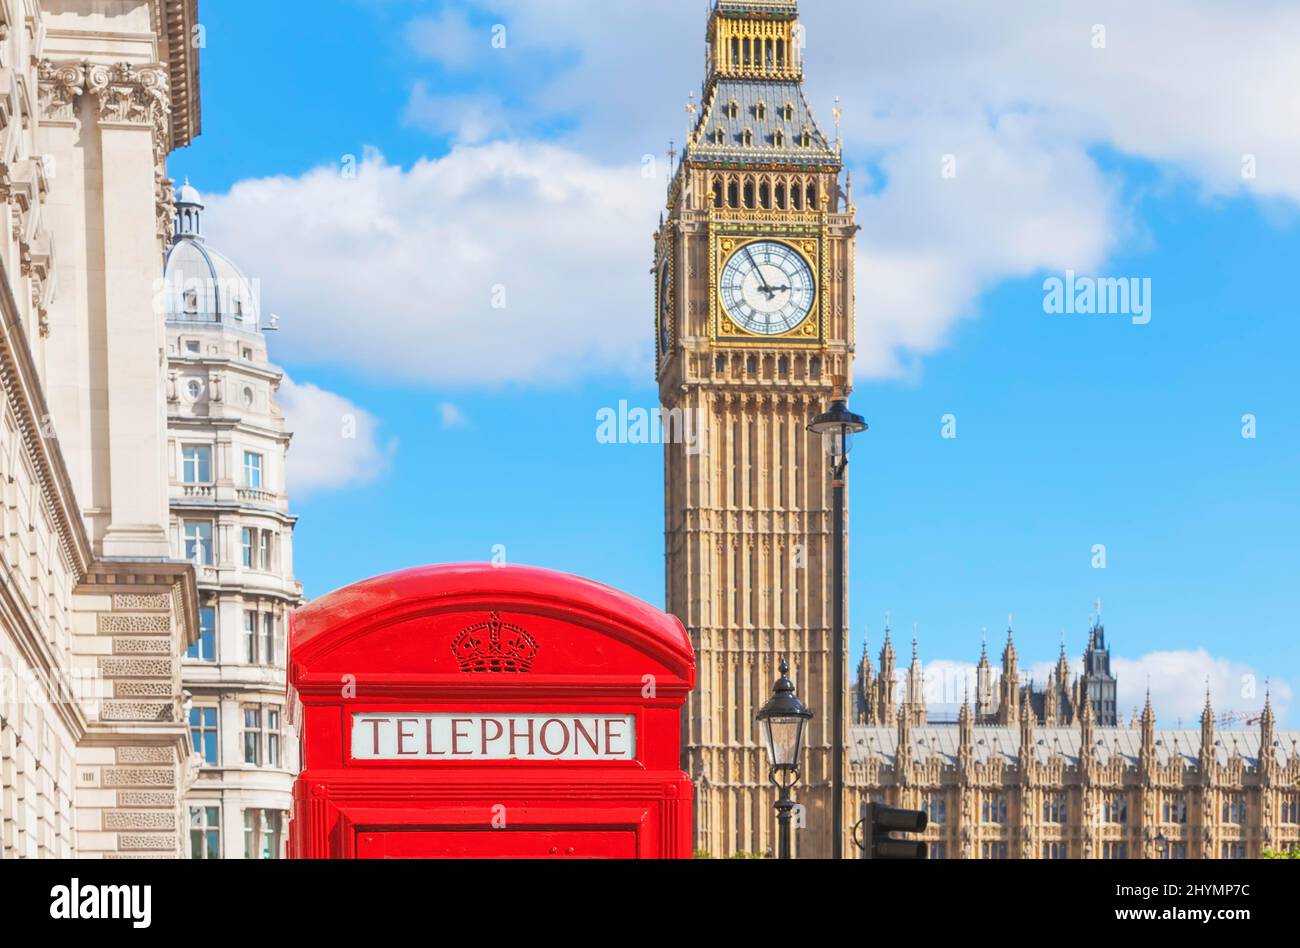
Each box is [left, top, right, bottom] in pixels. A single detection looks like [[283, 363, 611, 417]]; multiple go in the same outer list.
[[241, 528, 254, 568], [1163, 797, 1188, 824], [1043, 793, 1067, 824], [259, 531, 272, 571], [1222, 795, 1247, 824], [186, 606, 217, 662], [982, 795, 1007, 824], [243, 708, 262, 765], [189, 706, 219, 765], [244, 809, 284, 859], [923, 794, 945, 825], [267, 709, 281, 768], [184, 520, 213, 566], [262, 811, 283, 859], [262, 613, 276, 666], [244, 451, 263, 489], [244, 611, 257, 663], [182, 445, 211, 484], [189, 806, 220, 859], [1104, 794, 1128, 824]]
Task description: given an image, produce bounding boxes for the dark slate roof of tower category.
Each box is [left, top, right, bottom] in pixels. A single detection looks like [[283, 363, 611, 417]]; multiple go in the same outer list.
[[686, 77, 840, 167]]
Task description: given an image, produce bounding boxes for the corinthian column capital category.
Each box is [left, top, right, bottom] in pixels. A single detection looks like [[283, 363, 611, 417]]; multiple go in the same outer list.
[[85, 61, 171, 130]]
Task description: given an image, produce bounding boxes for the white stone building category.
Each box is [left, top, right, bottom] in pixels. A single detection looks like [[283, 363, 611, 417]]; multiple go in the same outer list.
[[163, 183, 302, 858], [0, 0, 203, 858]]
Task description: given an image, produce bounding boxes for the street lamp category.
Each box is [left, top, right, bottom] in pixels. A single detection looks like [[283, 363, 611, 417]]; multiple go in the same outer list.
[[758, 659, 814, 860], [808, 376, 868, 860]]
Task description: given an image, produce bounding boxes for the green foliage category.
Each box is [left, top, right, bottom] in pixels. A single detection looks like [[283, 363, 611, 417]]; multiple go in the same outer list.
[[1264, 848, 1300, 860]]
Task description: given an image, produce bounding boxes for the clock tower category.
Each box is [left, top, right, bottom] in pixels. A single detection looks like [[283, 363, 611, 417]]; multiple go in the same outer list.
[[656, 0, 857, 858]]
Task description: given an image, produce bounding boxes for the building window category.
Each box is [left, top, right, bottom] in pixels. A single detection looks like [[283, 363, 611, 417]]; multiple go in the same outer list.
[[981, 841, 1008, 860], [1220, 842, 1247, 860], [243, 451, 263, 489], [243, 705, 282, 768], [184, 520, 213, 566], [259, 531, 273, 571], [189, 706, 219, 765], [242, 528, 254, 568], [186, 606, 217, 662], [1102, 841, 1128, 859], [244, 809, 285, 860], [244, 611, 258, 664], [981, 795, 1007, 824], [182, 445, 212, 484], [186, 378, 204, 401], [1103, 794, 1129, 824], [189, 806, 220, 859], [928, 841, 947, 860], [1042, 841, 1068, 859], [1163, 796, 1188, 824], [1283, 796, 1299, 824], [1043, 793, 1068, 824], [262, 613, 277, 667], [1222, 794, 1246, 824], [185, 339, 201, 354], [267, 708, 281, 768], [922, 793, 946, 825], [243, 707, 262, 766], [1166, 841, 1188, 860]]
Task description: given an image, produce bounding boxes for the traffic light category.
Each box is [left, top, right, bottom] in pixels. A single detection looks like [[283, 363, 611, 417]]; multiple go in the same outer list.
[[857, 802, 928, 860]]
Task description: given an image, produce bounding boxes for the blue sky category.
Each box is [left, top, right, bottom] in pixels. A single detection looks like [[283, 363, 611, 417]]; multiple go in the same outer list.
[[171, 0, 1300, 725]]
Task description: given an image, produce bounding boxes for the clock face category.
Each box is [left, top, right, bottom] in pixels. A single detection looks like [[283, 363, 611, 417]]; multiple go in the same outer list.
[[720, 240, 815, 336], [658, 262, 671, 356]]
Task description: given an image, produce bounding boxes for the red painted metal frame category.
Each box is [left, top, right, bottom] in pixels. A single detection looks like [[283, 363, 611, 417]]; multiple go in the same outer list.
[[287, 564, 695, 859]]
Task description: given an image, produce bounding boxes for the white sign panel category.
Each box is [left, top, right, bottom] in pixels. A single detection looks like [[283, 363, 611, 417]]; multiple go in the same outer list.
[[351, 714, 636, 762]]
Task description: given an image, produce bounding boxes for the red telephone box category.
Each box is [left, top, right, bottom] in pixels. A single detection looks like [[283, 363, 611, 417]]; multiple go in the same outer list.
[[287, 564, 695, 859]]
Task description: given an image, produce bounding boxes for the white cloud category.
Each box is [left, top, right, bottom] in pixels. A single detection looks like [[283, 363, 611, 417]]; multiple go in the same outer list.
[[203, 145, 661, 387], [207, 2, 1300, 387], [404, 84, 507, 144], [447, 0, 1300, 379], [1110, 651, 1292, 729], [278, 376, 396, 497], [437, 401, 468, 429], [405, 9, 485, 71]]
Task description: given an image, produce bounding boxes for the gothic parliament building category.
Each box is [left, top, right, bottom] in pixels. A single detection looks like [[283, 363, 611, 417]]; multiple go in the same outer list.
[[655, 1, 1299, 859]]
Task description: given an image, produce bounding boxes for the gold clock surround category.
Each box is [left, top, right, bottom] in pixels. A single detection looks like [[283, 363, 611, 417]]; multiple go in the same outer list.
[[711, 231, 824, 346]]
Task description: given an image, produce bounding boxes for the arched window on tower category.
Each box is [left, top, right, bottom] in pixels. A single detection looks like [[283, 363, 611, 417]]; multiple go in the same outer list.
[[775, 182, 786, 208], [759, 181, 770, 209], [806, 182, 818, 208], [727, 179, 739, 208], [792, 183, 803, 210], [712, 178, 724, 208], [743, 180, 755, 209]]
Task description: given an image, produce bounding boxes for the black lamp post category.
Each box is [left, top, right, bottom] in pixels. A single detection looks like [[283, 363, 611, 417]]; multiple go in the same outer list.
[[808, 377, 868, 860], [758, 659, 814, 860]]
